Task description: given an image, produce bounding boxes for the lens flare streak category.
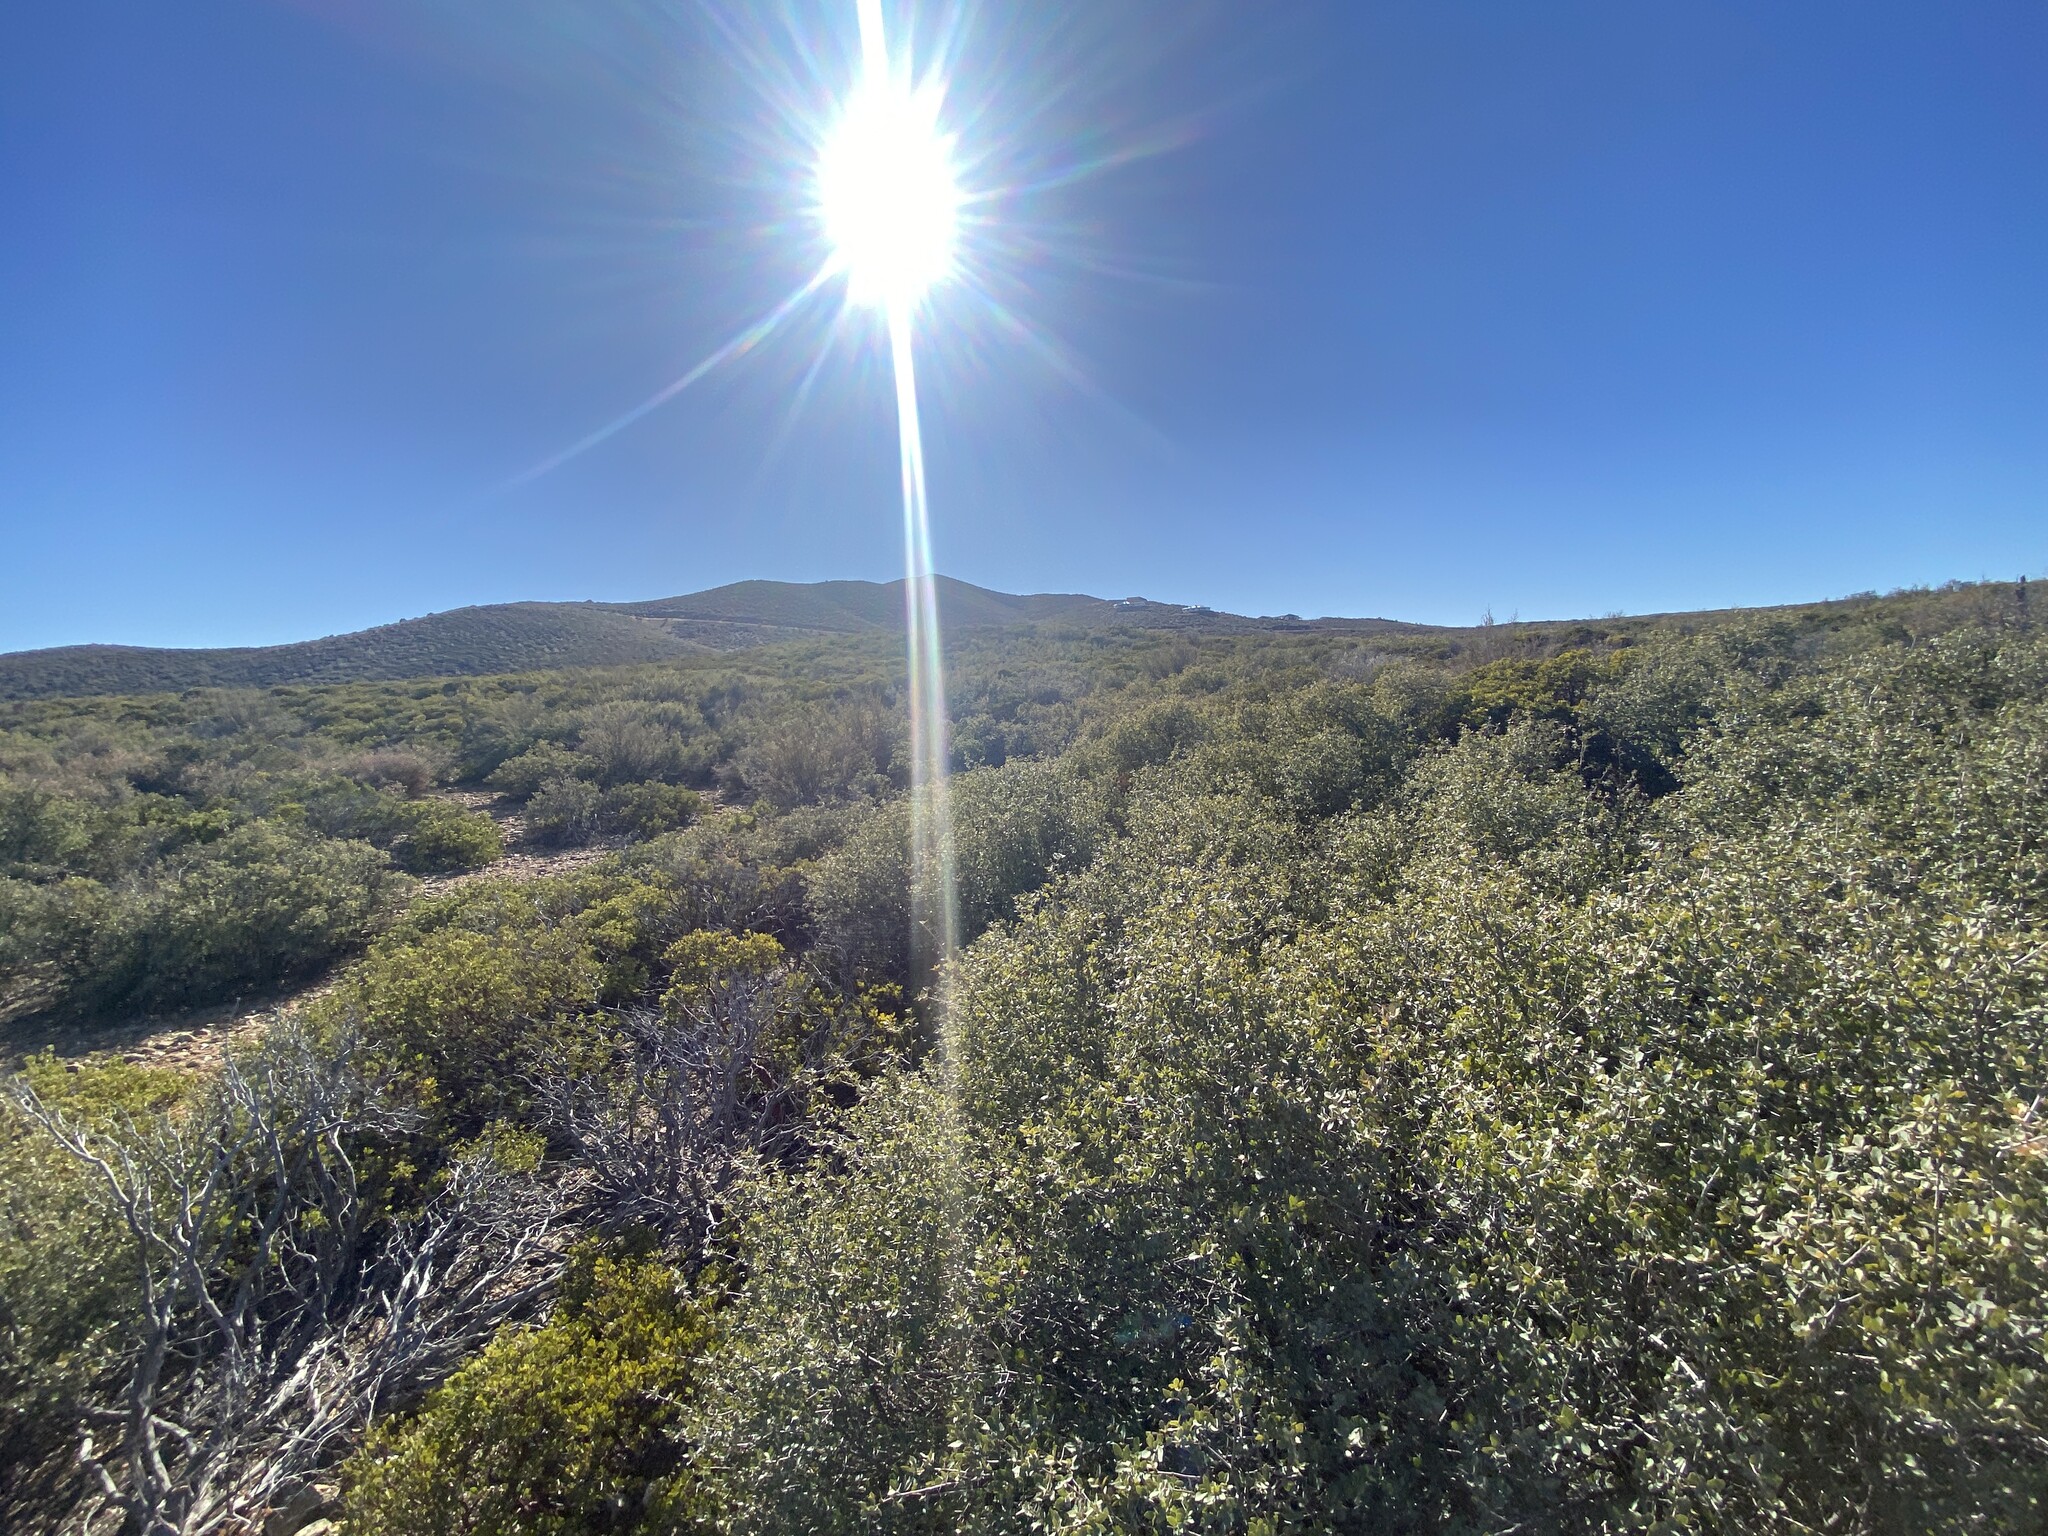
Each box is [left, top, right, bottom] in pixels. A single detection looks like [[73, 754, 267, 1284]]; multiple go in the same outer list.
[[886, 303, 960, 1026], [830, 0, 963, 1035], [840, 11, 974, 1467], [494, 264, 830, 496]]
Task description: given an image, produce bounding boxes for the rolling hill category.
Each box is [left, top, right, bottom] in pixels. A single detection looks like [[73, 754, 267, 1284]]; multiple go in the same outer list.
[[0, 603, 699, 701], [0, 577, 1427, 700], [3, 574, 2021, 702]]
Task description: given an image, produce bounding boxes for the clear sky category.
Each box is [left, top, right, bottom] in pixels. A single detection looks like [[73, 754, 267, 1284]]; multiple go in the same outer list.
[[3, 1, 2044, 651]]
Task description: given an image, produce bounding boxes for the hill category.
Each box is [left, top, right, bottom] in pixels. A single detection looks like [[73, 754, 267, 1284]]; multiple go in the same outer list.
[[0, 577, 1429, 700], [0, 602, 699, 700], [617, 576, 1116, 633], [2, 573, 2028, 702]]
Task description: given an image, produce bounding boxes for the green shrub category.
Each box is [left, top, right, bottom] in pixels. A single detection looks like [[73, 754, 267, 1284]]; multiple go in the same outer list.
[[323, 892, 601, 1129], [807, 757, 1109, 983], [730, 702, 898, 808], [343, 1248, 714, 1536], [0, 875, 108, 1004], [577, 702, 707, 787], [695, 640, 2048, 1532], [0, 784, 230, 885], [484, 743, 590, 800], [621, 815, 815, 939], [1190, 683, 1412, 821], [575, 878, 689, 1004], [342, 748, 438, 798], [599, 781, 703, 842], [0, 786, 97, 873], [526, 777, 603, 848], [1088, 697, 1207, 775], [388, 800, 504, 874], [1576, 637, 1721, 789], [692, 1075, 982, 1532], [75, 821, 405, 1015], [1450, 646, 1614, 730], [15, 1049, 190, 1122], [660, 928, 787, 1002]]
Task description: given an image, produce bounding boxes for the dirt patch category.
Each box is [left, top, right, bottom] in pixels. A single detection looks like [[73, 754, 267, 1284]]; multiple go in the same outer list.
[[415, 841, 620, 898], [5, 983, 330, 1075], [412, 788, 637, 897]]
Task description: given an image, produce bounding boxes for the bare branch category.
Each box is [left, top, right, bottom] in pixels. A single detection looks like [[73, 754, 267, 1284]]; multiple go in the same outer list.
[[6, 1016, 574, 1536]]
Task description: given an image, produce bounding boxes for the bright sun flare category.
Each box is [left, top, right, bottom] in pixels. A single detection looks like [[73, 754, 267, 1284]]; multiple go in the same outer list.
[[817, 75, 961, 311]]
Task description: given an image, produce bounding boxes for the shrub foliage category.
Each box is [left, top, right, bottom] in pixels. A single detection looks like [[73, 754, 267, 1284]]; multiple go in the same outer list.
[[2, 587, 2044, 1534]]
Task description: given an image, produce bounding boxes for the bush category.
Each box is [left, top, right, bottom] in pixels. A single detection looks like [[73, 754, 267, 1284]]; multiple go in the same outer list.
[[807, 757, 1109, 984], [599, 781, 703, 842], [694, 641, 2048, 1531], [661, 928, 787, 1005], [0, 875, 108, 1005], [342, 749, 438, 798], [1450, 646, 1614, 730], [0, 786, 97, 873], [729, 702, 898, 808], [1191, 683, 1412, 821], [621, 815, 817, 940], [71, 821, 405, 1015], [525, 777, 602, 848], [1576, 637, 1721, 790], [578, 703, 702, 788], [573, 877, 690, 1004], [323, 891, 601, 1129], [1088, 698, 1207, 775], [388, 800, 504, 874], [0, 1056, 188, 1517], [343, 1247, 714, 1536], [484, 743, 590, 800]]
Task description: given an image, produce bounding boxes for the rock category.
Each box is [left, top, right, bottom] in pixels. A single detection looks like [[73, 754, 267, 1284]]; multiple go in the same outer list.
[[263, 1480, 337, 1536]]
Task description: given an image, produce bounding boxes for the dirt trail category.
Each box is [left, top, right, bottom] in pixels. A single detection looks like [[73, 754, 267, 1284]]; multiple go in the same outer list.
[[11, 791, 644, 1076]]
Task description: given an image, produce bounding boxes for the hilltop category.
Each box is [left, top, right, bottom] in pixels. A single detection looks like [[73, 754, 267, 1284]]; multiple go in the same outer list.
[[0, 577, 1429, 700], [0, 572, 2027, 702]]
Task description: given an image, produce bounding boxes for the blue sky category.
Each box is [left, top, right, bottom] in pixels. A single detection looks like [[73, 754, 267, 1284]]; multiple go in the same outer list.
[[3, 0, 2044, 651]]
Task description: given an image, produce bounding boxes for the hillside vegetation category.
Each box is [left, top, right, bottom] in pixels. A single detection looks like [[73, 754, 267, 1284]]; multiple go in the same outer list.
[[9, 571, 2006, 703], [0, 577, 2041, 1535], [0, 578, 1253, 701]]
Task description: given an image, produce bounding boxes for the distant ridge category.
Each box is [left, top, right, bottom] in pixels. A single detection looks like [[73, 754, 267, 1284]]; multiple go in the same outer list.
[[612, 577, 1131, 638], [0, 577, 1427, 701]]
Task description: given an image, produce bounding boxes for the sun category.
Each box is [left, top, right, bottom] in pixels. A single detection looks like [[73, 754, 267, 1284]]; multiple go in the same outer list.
[[816, 72, 961, 312]]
